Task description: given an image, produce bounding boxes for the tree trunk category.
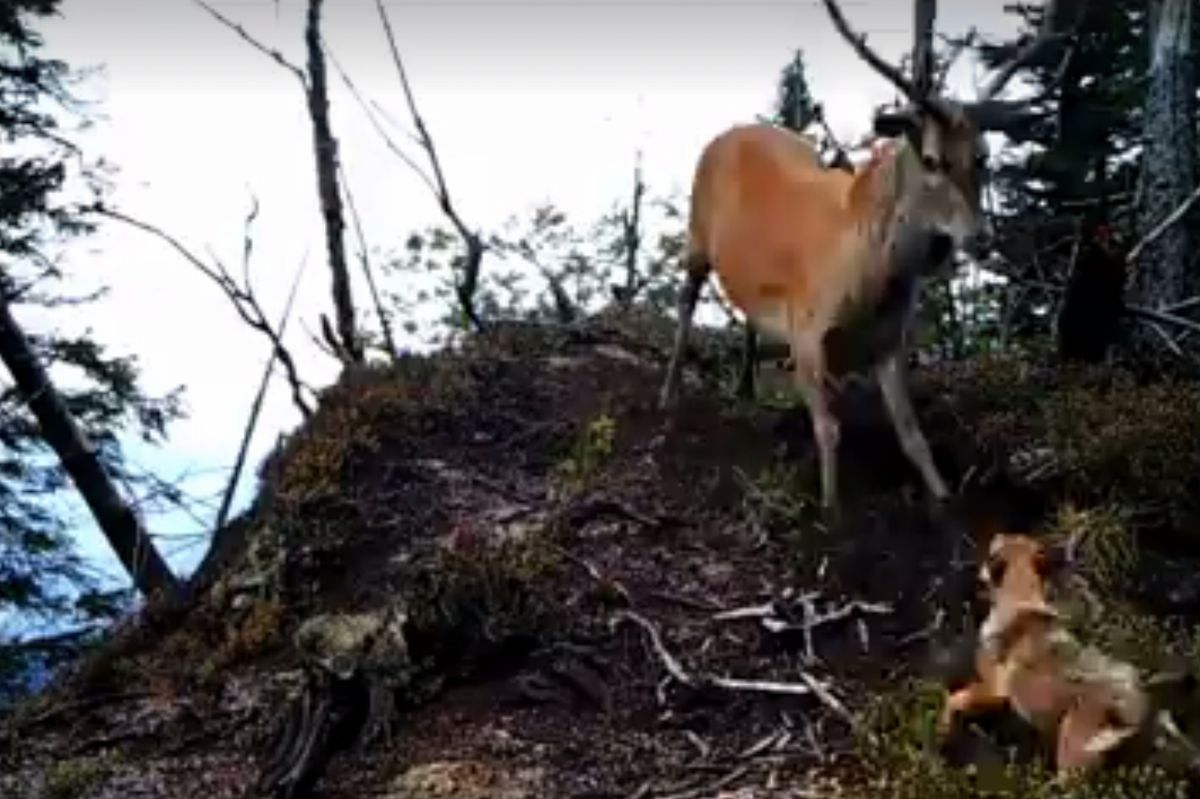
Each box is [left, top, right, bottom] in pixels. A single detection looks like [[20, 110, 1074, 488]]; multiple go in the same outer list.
[[0, 295, 181, 602], [912, 0, 937, 96], [304, 0, 362, 365], [1131, 0, 1196, 323]]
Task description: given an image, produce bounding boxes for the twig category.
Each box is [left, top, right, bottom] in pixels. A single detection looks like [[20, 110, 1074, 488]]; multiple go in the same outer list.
[[94, 205, 316, 419], [214, 254, 308, 534], [192, 0, 306, 85], [613, 610, 830, 701], [613, 610, 694, 687], [375, 0, 484, 331], [338, 162, 398, 360], [1126, 183, 1200, 268], [556, 546, 633, 606]]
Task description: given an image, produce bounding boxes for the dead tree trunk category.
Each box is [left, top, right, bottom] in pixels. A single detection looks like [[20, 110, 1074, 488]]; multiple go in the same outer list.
[[304, 0, 362, 365], [619, 156, 646, 307], [0, 294, 181, 602], [1130, 0, 1196, 339]]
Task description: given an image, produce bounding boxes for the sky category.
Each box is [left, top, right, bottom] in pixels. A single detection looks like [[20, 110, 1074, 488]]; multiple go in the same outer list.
[[22, 0, 1020, 600]]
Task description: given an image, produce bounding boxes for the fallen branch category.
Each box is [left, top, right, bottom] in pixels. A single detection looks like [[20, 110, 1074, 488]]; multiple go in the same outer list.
[[613, 610, 853, 714]]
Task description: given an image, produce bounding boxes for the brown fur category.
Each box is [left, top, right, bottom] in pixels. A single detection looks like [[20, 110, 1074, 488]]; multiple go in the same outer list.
[[659, 119, 989, 512], [942, 533, 1151, 776]]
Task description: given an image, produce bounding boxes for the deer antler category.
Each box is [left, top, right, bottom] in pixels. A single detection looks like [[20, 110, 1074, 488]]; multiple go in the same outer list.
[[821, 0, 918, 101], [821, 0, 953, 124]]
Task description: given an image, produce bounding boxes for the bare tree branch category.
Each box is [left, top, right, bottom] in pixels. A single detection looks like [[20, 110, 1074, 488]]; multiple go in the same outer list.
[[214, 254, 308, 535], [338, 162, 399, 360], [374, 0, 484, 331], [194, 0, 362, 366], [192, 0, 306, 86], [93, 204, 316, 421], [1126, 183, 1200, 268], [322, 42, 439, 197]]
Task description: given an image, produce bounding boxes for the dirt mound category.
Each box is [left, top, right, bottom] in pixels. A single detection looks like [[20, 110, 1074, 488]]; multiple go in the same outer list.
[[4, 319, 1200, 799]]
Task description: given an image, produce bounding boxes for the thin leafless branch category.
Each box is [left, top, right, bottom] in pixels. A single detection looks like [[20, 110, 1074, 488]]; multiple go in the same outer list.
[[93, 204, 316, 420], [192, 0, 306, 86], [337, 163, 398, 360], [215, 255, 308, 534], [1126, 183, 1200, 267], [374, 0, 484, 331], [322, 42, 439, 197]]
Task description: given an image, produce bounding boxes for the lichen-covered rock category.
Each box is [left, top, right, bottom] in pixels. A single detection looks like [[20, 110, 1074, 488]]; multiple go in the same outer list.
[[293, 606, 410, 682], [388, 760, 545, 799]]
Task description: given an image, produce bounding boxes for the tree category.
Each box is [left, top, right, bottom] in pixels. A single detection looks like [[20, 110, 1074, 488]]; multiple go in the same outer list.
[[0, 0, 185, 658], [774, 49, 818, 133], [195, 0, 364, 366], [975, 1, 1200, 365], [1129, 0, 1198, 356]]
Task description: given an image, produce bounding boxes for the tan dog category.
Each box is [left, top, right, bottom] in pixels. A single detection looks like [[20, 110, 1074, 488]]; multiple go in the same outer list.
[[939, 533, 1151, 775]]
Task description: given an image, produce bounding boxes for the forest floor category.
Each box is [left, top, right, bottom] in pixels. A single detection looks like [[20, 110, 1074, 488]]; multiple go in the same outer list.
[[5, 314, 1200, 799]]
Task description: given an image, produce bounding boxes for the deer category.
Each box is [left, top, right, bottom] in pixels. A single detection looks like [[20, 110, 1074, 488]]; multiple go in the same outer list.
[[658, 0, 1085, 514]]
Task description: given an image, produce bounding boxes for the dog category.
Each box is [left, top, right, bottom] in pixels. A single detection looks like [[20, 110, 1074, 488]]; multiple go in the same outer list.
[[938, 532, 1152, 776]]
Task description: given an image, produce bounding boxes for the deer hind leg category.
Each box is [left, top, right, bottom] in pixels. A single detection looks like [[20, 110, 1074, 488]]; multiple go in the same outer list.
[[790, 333, 840, 513], [876, 352, 950, 501], [659, 253, 711, 410], [735, 323, 758, 401]]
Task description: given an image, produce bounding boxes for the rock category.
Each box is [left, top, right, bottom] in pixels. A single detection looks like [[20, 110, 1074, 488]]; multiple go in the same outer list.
[[388, 760, 545, 799], [293, 606, 410, 681]]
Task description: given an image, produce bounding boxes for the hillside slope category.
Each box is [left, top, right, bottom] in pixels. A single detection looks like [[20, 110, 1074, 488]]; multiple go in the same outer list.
[[4, 317, 1200, 799]]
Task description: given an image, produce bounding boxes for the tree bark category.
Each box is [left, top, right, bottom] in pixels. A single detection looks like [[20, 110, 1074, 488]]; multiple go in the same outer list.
[[912, 0, 937, 96], [304, 0, 362, 365], [1131, 0, 1196, 323], [0, 294, 181, 602]]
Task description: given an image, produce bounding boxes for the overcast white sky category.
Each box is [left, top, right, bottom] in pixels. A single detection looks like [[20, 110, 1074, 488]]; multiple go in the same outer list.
[[26, 0, 1019, 593]]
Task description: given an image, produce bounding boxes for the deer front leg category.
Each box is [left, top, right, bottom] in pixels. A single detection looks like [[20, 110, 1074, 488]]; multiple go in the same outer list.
[[736, 322, 758, 401], [876, 352, 950, 501], [790, 334, 840, 515], [659, 255, 710, 410]]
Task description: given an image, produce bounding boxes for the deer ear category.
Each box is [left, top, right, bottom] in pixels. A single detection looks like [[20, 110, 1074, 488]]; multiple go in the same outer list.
[[874, 107, 921, 141]]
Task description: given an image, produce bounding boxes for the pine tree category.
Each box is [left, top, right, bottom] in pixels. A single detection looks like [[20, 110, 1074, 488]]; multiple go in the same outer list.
[[0, 0, 185, 698]]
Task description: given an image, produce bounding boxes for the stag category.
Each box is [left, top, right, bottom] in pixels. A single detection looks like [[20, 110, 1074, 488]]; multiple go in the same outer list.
[[659, 0, 1083, 514]]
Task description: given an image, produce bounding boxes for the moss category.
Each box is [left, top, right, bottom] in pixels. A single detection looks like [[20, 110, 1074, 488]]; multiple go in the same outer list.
[[554, 413, 617, 493], [401, 526, 567, 688], [840, 679, 1192, 799], [923, 356, 1200, 530], [42, 757, 104, 799], [1048, 504, 1138, 593]]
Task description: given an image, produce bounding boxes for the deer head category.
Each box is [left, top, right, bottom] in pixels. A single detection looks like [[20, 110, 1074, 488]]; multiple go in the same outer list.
[[822, 0, 1087, 259]]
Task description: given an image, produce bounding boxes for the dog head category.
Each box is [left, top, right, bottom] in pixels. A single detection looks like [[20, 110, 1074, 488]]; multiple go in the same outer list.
[[978, 532, 1067, 608]]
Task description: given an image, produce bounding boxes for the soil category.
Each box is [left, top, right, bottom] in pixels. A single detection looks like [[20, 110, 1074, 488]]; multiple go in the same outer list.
[[1, 320, 1195, 799]]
